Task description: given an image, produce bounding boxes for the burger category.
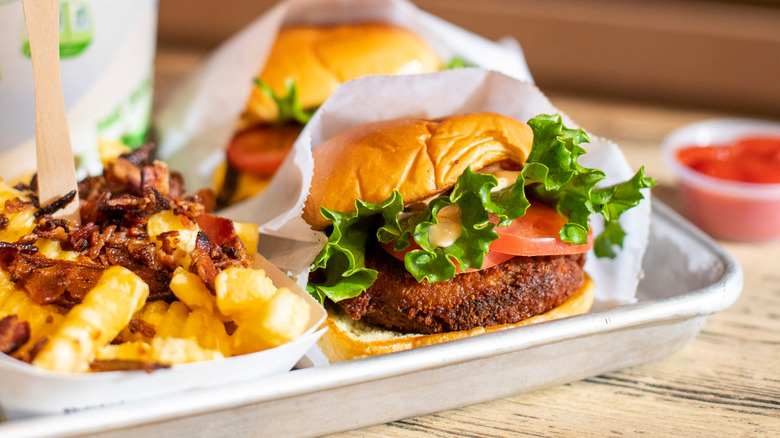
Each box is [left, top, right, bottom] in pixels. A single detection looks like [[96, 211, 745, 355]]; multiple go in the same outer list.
[[302, 112, 654, 362], [215, 22, 441, 207]]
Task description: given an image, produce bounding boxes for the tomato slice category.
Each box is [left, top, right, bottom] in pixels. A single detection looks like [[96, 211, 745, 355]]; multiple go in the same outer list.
[[226, 124, 300, 177], [489, 201, 593, 256], [380, 201, 592, 273], [381, 240, 515, 273]]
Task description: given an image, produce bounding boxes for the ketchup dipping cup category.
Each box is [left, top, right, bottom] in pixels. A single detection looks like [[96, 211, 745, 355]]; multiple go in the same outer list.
[[661, 118, 780, 241]]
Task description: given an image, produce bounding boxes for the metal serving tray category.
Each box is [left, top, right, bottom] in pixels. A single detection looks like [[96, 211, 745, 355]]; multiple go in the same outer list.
[[0, 201, 743, 438]]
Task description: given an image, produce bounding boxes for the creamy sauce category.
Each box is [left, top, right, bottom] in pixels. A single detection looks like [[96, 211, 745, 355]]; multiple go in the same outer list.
[[428, 205, 461, 248], [478, 164, 521, 192], [424, 166, 520, 248]]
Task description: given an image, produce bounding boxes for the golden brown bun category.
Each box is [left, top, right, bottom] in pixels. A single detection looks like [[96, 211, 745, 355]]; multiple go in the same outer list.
[[303, 112, 534, 230], [239, 23, 440, 128], [318, 273, 595, 363]]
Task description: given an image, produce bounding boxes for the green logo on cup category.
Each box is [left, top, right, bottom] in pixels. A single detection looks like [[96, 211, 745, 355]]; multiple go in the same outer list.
[[21, 1, 93, 58]]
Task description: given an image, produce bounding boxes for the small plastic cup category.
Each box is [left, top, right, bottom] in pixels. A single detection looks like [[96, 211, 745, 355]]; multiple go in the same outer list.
[[661, 118, 780, 241]]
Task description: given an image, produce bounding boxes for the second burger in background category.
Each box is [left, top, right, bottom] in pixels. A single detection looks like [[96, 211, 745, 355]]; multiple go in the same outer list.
[[303, 112, 654, 362], [215, 23, 441, 207]]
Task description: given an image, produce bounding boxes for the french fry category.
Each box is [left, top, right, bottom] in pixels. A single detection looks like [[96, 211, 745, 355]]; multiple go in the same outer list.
[[149, 337, 224, 364], [180, 308, 232, 356], [170, 267, 219, 315], [0, 271, 65, 358], [215, 267, 277, 318], [97, 138, 131, 167], [155, 301, 190, 339], [146, 210, 200, 268], [0, 180, 36, 243], [95, 340, 154, 362], [96, 337, 223, 365], [231, 288, 310, 354], [233, 222, 259, 258], [32, 266, 149, 372], [35, 238, 81, 262]]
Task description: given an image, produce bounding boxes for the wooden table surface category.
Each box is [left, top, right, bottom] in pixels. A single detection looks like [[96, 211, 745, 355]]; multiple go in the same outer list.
[[154, 48, 780, 437]]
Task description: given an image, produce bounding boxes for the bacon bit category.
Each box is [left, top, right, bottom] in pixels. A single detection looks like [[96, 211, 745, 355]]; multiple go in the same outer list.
[[16, 337, 47, 363], [0, 241, 39, 266], [90, 359, 171, 373], [195, 214, 237, 247], [141, 161, 171, 198], [169, 171, 185, 200], [104, 247, 174, 302], [120, 143, 154, 167], [191, 189, 216, 213], [127, 318, 156, 338], [192, 231, 217, 291], [68, 222, 99, 252], [4, 197, 29, 213], [195, 214, 249, 267], [156, 231, 179, 254], [107, 158, 142, 194], [224, 320, 238, 336], [35, 217, 71, 241], [34, 190, 77, 217], [9, 254, 105, 306], [0, 215, 8, 231], [143, 186, 170, 214], [0, 315, 30, 354]]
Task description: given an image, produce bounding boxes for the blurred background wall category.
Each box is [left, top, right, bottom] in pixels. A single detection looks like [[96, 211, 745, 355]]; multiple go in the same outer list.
[[157, 0, 780, 118]]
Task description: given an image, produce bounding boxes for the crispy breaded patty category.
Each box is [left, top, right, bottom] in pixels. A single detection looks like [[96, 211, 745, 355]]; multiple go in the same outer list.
[[336, 241, 586, 334]]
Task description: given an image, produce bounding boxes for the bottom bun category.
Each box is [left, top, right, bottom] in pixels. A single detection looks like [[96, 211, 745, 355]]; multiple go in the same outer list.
[[318, 273, 595, 363]]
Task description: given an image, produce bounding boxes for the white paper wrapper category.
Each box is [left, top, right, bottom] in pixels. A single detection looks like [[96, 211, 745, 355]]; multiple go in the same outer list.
[[224, 69, 652, 306], [154, 0, 533, 193], [0, 255, 327, 420]]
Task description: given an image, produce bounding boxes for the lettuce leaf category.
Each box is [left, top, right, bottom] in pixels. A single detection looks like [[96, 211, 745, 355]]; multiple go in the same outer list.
[[523, 114, 655, 256], [307, 192, 403, 304], [443, 57, 472, 70], [254, 78, 316, 125], [306, 113, 655, 304]]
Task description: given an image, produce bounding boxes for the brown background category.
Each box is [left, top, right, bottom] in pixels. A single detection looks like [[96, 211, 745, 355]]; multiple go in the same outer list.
[[157, 0, 780, 118]]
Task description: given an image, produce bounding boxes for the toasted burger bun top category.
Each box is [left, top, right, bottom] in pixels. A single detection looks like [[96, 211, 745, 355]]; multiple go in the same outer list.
[[239, 23, 440, 128], [303, 112, 534, 230]]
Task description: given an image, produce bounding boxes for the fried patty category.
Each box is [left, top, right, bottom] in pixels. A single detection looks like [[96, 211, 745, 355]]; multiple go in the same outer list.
[[336, 241, 586, 334]]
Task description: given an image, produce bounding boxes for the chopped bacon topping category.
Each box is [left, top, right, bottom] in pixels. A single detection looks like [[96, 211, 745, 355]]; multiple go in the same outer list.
[[0, 315, 30, 354], [3, 144, 250, 308], [127, 318, 156, 338], [192, 231, 218, 291], [8, 254, 105, 305]]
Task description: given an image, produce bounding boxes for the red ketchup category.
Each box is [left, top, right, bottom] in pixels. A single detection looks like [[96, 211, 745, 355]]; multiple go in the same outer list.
[[676, 137, 780, 184], [673, 136, 780, 241]]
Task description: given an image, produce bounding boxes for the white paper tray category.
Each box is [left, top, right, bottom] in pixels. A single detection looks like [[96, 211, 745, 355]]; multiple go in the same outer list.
[[0, 201, 743, 438]]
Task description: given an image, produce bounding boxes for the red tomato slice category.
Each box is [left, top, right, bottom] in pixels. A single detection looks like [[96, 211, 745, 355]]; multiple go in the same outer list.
[[489, 201, 593, 256], [380, 240, 515, 273], [226, 124, 300, 177], [380, 201, 592, 273]]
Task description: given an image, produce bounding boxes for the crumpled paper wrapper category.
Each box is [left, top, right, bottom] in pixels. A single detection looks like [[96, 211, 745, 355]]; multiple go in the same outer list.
[[223, 69, 652, 305], [155, 0, 533, 193]]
